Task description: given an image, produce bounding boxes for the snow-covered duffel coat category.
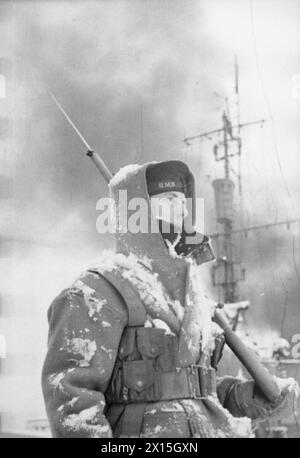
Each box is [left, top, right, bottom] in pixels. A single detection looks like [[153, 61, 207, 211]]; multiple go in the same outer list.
[[42, 161, 284, 438]]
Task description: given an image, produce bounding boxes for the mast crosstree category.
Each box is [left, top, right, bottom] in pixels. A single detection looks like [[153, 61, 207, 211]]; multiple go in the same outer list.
[[183, 59, 300, 323]]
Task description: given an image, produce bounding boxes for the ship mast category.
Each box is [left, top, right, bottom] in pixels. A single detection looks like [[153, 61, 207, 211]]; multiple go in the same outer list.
[[183, 58, 300, 326]]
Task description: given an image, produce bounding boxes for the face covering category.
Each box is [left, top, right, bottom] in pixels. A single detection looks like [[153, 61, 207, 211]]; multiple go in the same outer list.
[[150, 191, 188, 231]]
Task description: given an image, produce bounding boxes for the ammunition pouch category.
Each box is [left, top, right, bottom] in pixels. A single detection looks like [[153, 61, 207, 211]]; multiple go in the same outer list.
[[106, 326, 217, 404]]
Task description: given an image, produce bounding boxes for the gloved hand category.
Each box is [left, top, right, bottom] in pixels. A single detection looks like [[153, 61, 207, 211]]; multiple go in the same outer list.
[[261, 378, 300, 421], [219, 376, 300, 421]]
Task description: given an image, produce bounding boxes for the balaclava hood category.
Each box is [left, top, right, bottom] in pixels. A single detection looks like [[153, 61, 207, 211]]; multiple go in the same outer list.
[[109, 160, 214, 264]]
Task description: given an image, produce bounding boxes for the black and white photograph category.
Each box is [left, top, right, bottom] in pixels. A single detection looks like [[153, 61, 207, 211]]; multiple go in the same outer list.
[[0, 0, 300, 441]]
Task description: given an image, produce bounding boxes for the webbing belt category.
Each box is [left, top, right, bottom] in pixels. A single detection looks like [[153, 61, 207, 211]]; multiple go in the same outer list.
[[108, 365, 216, 437], [109, 365, 217, 404], [159, 365, 216, 400]]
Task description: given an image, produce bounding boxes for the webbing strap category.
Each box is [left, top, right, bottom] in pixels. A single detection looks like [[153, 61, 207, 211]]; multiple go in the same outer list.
[[88, 269, 147, 326]]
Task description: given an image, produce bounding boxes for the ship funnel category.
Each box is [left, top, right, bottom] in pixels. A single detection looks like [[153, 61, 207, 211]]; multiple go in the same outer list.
[[212, 178, 235, 224]]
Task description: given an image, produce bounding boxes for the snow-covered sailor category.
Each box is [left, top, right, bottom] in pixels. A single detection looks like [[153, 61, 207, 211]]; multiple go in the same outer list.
[[42, 160, 298, 438]]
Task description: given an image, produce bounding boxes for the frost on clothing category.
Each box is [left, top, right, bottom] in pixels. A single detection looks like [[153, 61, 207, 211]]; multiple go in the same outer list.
[[62, 406, 111, 438], [180, 397, 253, 438], [274, 376, 300, 396], [91, 250, 184, 334], [63, 338, 97, 367], [177, 260, 222, 366], [42, 270, 128, 438], [109, 163, 142, 188], [42, 161, 290, 438], [71, 279, 107, 320]]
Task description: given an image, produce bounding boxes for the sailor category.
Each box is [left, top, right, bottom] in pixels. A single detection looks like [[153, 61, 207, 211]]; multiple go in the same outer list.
[[42, 160, 297, 438]]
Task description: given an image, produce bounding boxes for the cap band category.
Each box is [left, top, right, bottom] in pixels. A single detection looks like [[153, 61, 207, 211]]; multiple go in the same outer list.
[[147, 179, 185, 196]]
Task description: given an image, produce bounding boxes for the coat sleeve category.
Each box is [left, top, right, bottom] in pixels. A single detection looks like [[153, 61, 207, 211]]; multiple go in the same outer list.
[[41, 272, 128, 438], [216, 376, 292, 420]]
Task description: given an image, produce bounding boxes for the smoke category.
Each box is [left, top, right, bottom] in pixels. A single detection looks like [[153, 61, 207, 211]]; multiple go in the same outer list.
[[7, 0, 300, 347], [9, 1, 218, 242]]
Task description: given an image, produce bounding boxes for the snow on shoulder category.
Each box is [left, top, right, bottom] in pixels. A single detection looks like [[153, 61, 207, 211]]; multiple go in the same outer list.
[[64, 337, 97, 367], [70, 278, 107, 320], [91, 250, 184, 322]]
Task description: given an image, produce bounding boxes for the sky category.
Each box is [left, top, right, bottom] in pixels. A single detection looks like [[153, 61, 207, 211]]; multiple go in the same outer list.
[[0, 0, 299, 428]]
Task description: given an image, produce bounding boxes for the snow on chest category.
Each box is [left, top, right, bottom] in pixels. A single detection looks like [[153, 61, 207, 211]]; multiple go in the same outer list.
[[93, 250, 185, 324], [122, 265, 184, 322], [92, 251, 223, 358], [179, 262, 222, 360]]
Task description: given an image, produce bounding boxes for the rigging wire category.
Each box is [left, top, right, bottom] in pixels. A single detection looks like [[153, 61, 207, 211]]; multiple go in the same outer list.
[[250, 0, 293, 204], [279, 278, 288, 337], [292, 234, 300, 288]]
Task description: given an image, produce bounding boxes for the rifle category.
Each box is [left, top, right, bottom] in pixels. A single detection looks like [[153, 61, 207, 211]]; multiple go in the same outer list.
[[48, 90, 113, 183], [214, 309, 280, 402], [50, 92, 281, 403]]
